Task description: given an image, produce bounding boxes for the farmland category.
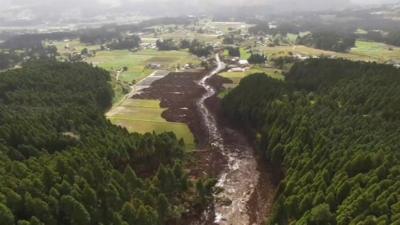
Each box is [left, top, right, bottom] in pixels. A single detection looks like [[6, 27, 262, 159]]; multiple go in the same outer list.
[[350, 40, 400, 62], [142, 20, 251, 44], [86, 49, 200, 83], [107, 99, 195, 148], [254, 40, 400, 63], [50, 40, 200, 83], [219, 67, 284, 98], [49, 39, 99, 55], [221, 67, 283, 86]]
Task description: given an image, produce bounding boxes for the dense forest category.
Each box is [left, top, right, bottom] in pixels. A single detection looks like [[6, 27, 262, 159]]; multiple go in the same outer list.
[[0, 61, 213, 225], [0, 52, 20, 70], [156, 39, 180, 51], [155, 38, 213, 57], [1, 32, 77, 50], [0, 46, 58, 70], [248, 9, 400, 49], [360, 30, 400, 47], [107, 36, 141, 50], [222, 59, 400, 225], [296, 32, 356, 52]]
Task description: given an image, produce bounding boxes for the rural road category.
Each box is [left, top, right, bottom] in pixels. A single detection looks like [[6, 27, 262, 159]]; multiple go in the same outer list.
[[106, 70, 169, 117]]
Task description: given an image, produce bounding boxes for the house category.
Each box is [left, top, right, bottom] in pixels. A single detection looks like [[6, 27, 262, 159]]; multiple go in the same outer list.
[[147, 63, 161, 69], [229, 67, 246, 72], [295, 54, 310, 61], [238, 60, 249, 66], [227, 64, 237, 69], [269, 23, 277, 29]]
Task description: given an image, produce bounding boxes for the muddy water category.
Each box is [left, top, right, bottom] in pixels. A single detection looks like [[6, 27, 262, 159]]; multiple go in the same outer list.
[[195, 55, 271, 225]]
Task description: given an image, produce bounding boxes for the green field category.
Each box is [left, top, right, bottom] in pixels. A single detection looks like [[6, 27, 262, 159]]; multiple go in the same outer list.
[[50, 40, 200, 84], [259, 40, 400, 63], [221, 67, 283, 85], [86, 49, 200, 83], [219, 67, 284, 98], [350, 40, 400, 62], [262, 45, 360, 60], [107, 99, 195, 148], [223, 48, 251, 60], [240, 48, 251, 60], [49, 39, 99, 55]]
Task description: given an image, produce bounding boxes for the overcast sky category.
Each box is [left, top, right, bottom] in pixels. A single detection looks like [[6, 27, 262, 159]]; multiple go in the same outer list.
[[0, 0, 396, 8], [0, 0, 398, 22]]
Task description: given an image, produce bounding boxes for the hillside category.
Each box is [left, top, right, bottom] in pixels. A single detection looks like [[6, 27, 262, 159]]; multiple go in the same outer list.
[[222, 59, 400, 224], [0, 61, 212, 225]]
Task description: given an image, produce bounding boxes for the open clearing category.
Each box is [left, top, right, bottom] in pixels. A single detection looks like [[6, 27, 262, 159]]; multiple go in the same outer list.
[[108, 99, 195, 148]]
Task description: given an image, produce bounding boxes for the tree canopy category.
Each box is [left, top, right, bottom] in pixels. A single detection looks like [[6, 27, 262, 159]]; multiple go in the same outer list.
[[222, 58, 400, 225], [0, 61, 212, 224]]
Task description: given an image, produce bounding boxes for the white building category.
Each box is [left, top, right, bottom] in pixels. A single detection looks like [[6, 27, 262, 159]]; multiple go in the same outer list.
[[238, 60, 249, 66]]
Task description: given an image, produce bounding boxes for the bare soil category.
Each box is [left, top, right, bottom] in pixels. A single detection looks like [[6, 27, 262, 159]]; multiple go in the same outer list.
[[133, 69, 282, 225]]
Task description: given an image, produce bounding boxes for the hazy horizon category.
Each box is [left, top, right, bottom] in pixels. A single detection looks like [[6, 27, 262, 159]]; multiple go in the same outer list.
[[0, 0, 399, 29]]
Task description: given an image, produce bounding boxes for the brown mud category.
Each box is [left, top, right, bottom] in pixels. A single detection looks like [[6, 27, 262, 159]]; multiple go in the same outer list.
[[133, 65, 281, 224]]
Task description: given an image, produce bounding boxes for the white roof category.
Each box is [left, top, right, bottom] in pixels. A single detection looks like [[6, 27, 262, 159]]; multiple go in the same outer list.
[[239, 60, 249, 65]]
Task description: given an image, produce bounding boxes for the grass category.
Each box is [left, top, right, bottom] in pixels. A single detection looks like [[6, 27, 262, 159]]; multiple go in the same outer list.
[[350, 40, 400, 62], [286, 33, 299, 44], [219, 67, 283, 98], [259, 40, 400, 63], [50, 40, 200, 85], [49, 39, 99, 55], [108, 99, 195, 149], [262, 45, 358, 59], [240, 48, 251, 60], [86, 49, 200, 84], [222, 47, 251, 60], [220, 66, 284, 85]]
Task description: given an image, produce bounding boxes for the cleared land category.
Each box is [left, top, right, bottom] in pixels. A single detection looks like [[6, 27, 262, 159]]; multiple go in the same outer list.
[[108, 99, 195, 148]]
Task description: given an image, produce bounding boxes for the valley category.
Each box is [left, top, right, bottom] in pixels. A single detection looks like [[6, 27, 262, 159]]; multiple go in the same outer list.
[[1, 3, 400, 225]]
